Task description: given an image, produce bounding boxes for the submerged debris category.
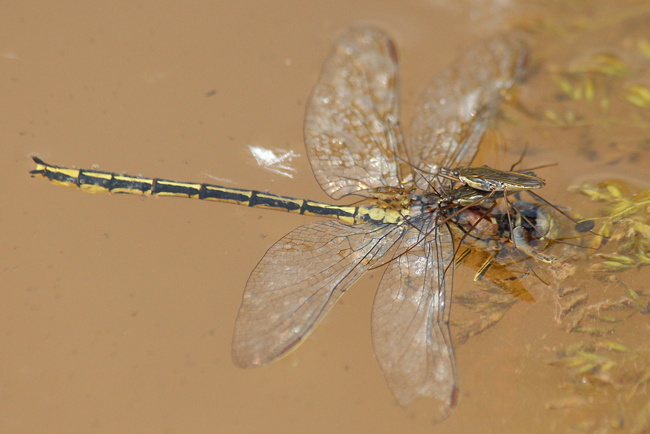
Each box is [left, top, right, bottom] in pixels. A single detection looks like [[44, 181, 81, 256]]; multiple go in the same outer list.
[[570, 180, 650, 272]]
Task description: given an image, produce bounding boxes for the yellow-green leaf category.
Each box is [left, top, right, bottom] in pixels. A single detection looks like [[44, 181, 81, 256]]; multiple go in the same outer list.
[[584, 77, 595, 102], [638, 38, 650, 59], [554, 76, 573, 95], [625, 85, 650, 108], [595, 340, 632, 353]]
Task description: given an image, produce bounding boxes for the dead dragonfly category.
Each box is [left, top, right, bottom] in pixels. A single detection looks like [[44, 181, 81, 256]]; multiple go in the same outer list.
[[31, 26, 529, 420]]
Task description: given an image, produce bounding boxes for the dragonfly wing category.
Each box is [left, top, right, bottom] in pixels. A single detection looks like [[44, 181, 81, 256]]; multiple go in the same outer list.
[[371, 220, 457, 415], [410, 35, 528, 190], [304, 26, 410, 200], [232, 220, 403, 368]]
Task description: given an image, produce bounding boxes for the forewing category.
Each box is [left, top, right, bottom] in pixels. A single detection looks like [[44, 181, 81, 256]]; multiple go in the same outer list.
[[232, 220, 403, 368], [371, 219, 457, 416], [304, 26, 410, 199], [410, 34, 528, 190]]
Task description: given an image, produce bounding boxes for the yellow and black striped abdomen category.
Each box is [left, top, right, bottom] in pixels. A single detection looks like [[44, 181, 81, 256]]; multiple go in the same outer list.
[[30, 157, 404, 225]]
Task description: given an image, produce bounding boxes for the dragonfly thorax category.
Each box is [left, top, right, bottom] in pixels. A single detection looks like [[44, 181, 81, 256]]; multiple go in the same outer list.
[[408, 193, 443, 219], [367, 186, 414, 211]]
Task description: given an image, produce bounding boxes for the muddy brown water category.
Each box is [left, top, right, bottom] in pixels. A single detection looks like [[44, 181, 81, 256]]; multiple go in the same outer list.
[[4, 0, 650, 432]]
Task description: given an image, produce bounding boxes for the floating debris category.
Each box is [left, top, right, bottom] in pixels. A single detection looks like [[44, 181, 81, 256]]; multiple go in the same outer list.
[[626, 84, 650, 109], [570, 180, 650, 272], [569, 53, 629, 76]]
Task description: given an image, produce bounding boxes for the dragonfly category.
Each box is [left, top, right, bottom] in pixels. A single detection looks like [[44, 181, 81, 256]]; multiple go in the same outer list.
[[31, 26, 529, 419]]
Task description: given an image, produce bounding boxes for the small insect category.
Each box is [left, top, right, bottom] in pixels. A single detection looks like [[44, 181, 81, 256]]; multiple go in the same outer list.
[[31, 26, 532, 420], [451, 165, 546, 193]]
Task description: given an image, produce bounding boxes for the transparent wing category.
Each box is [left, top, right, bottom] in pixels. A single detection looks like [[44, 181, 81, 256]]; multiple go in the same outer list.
[[371, 217, 457, 416], [410, 34, 528, 190], [304, 26, 410, 200], [232, 220, 403, 367]]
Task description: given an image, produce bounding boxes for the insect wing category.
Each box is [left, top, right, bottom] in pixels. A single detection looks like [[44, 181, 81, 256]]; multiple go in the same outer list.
[[304, 26, 410, 200], [410, 35, 527, 191], [371, 221, 457, 414], [232, 220, 403, 367]]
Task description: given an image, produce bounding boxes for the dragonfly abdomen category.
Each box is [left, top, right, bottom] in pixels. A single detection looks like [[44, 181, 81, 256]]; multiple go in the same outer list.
[[31, 157, 402, 226]]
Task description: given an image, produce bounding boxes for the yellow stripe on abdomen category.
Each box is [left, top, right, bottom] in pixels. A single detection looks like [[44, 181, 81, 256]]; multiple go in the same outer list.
[[30, 157, 402, 225]]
